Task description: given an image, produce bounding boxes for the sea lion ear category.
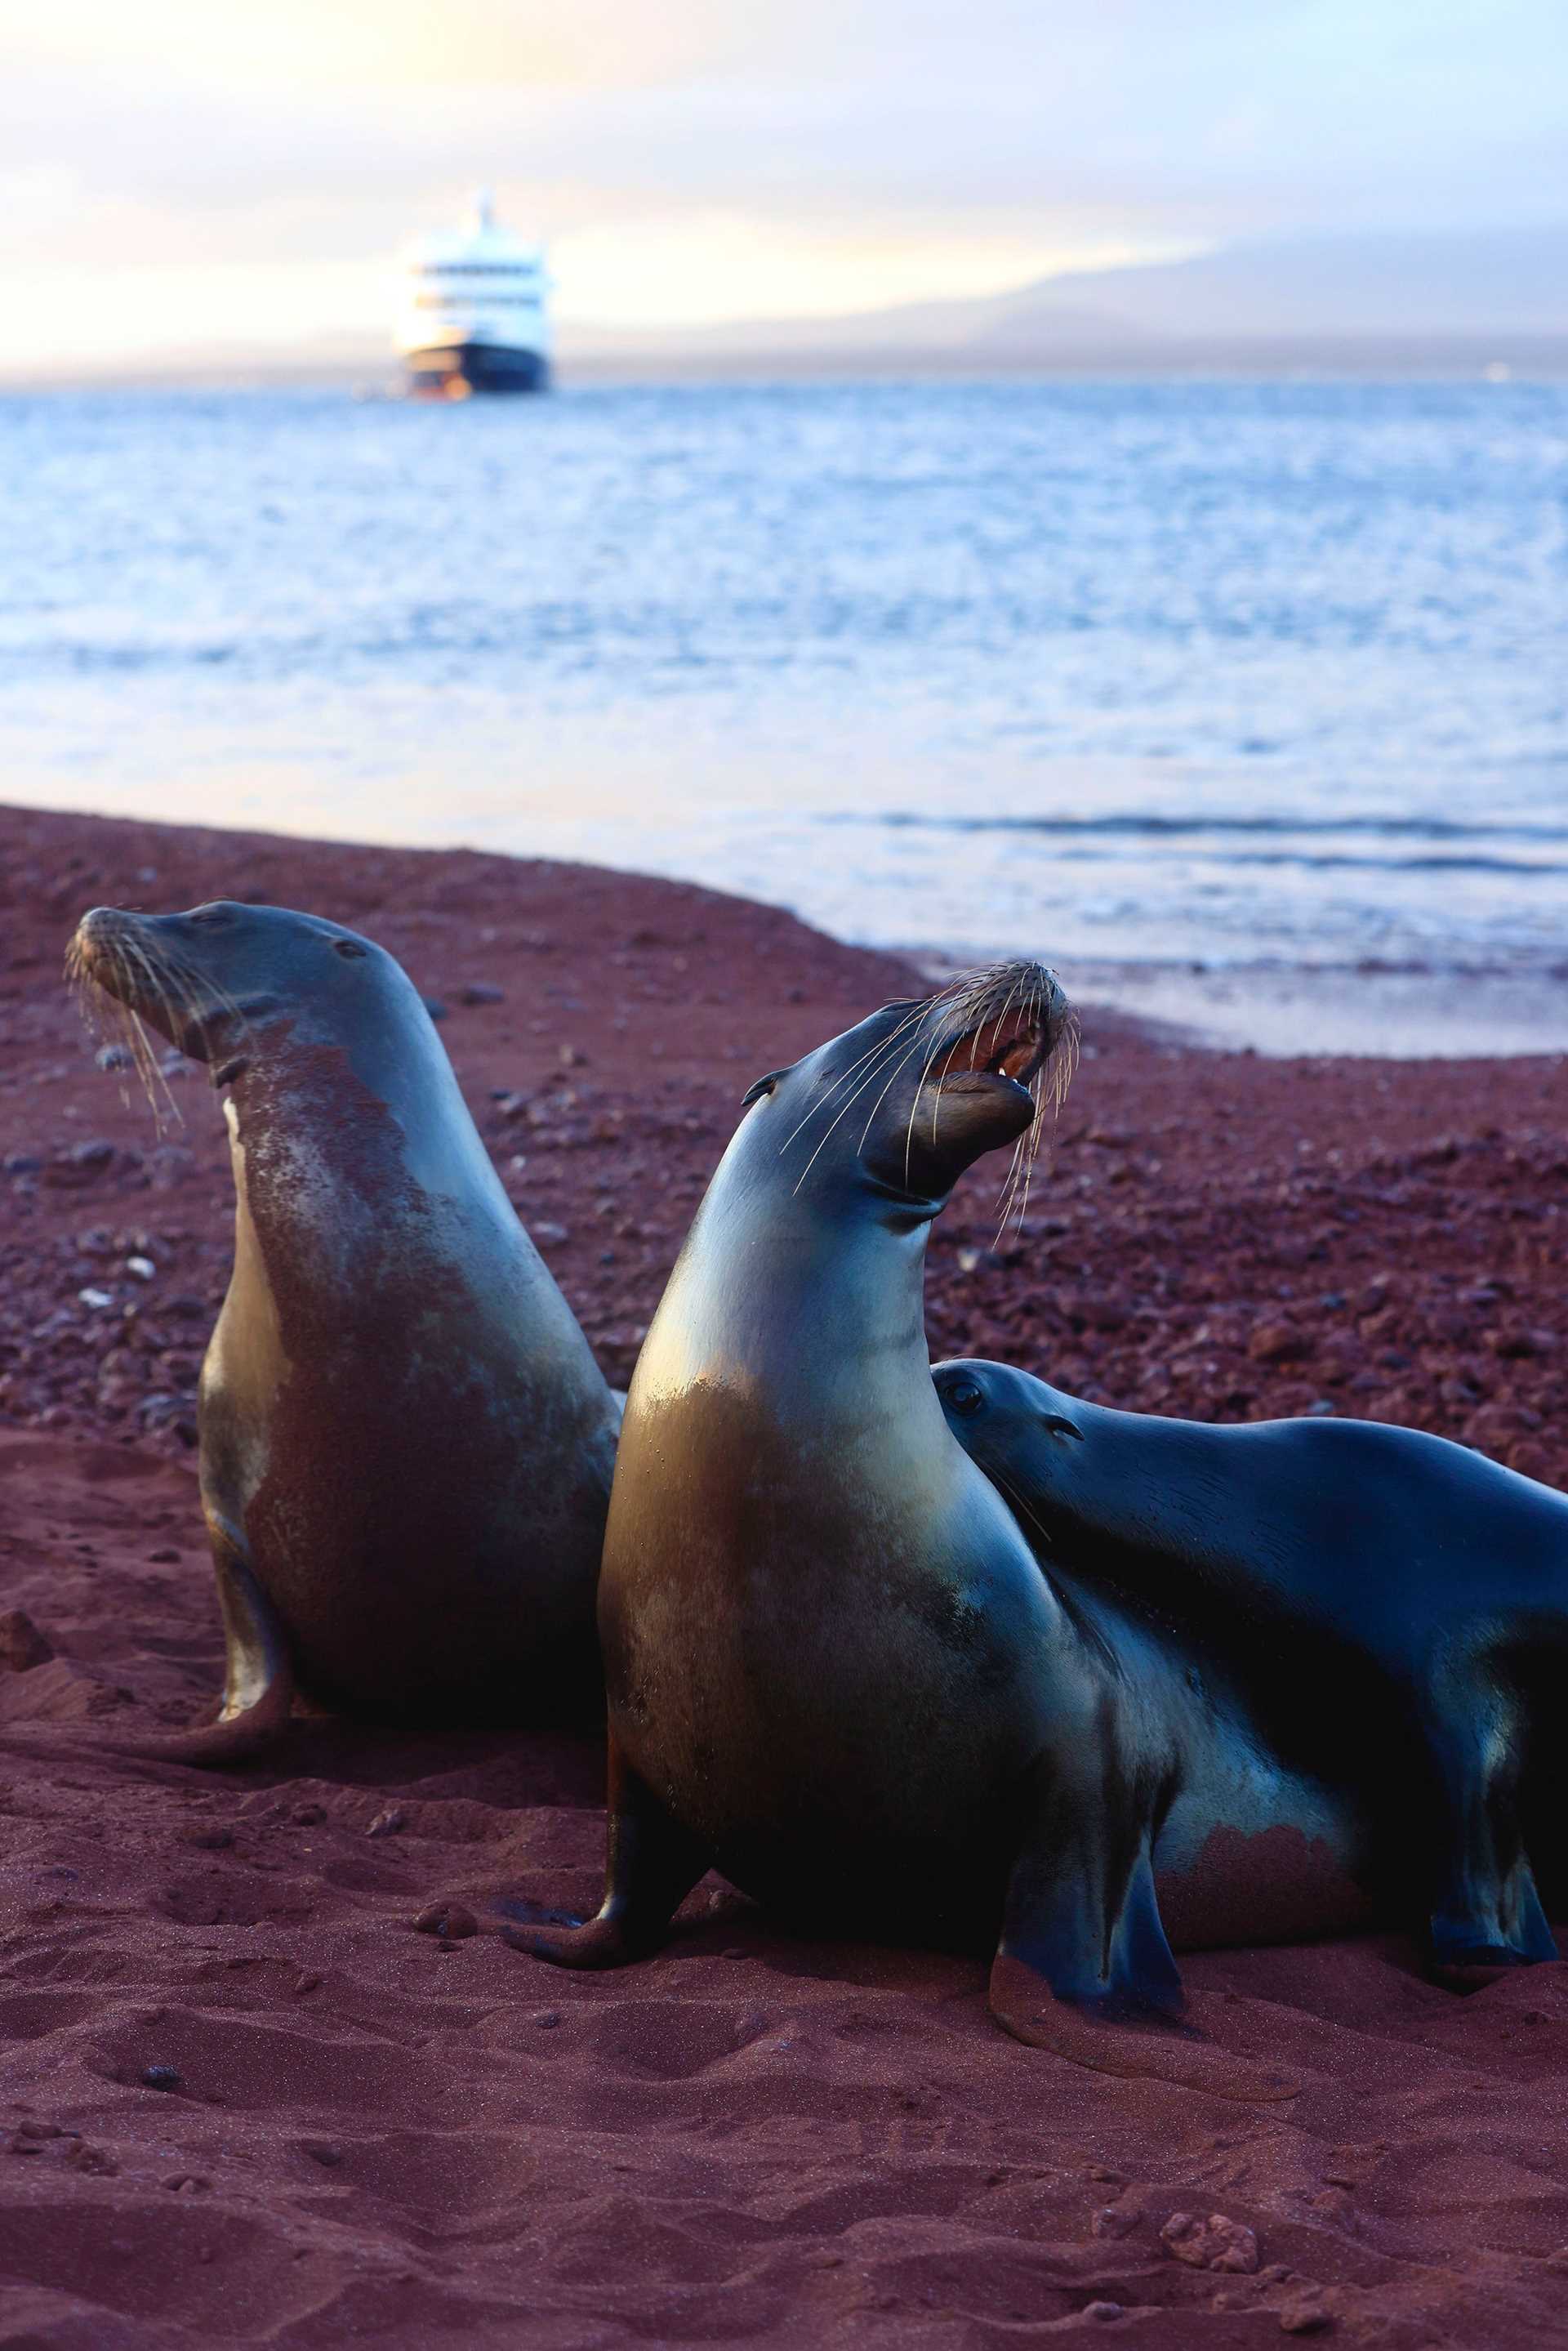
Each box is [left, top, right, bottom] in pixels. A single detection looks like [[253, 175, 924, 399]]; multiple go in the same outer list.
[[742, 1068, 789, 1107]]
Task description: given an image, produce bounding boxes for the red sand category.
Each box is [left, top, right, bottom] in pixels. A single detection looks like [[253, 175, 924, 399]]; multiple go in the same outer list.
[[2, 801, 1567, 2349]]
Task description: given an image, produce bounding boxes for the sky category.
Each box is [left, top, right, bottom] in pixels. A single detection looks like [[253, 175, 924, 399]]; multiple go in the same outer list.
[[2, 0, 1566, 373]]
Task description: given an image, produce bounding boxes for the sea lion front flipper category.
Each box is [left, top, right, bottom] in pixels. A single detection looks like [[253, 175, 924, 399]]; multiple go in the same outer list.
[[989, 1793, 1298, 2102], [1427, 1699, 1558, 1980], [89, 1527, 294, 1768], [502, 1733, 710, 1969], [128, 1523, 296, 1764]]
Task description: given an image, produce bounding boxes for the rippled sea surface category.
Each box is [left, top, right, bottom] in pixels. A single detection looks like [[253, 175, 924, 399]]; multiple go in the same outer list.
[[2, 377, 1565, 999]]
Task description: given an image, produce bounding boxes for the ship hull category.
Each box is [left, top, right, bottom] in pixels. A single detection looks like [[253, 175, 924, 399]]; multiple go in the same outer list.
[[403, 341, 550, 396]]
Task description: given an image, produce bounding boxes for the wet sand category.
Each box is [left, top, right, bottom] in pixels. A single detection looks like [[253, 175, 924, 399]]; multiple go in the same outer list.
[[2, 801, 1567, 2348]]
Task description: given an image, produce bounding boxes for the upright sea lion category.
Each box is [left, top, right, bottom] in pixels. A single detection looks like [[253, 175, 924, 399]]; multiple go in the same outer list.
[[935, 1358, 1568, 1978], [69, 899, 621, 1750], [503, 962, 1340, 2092]]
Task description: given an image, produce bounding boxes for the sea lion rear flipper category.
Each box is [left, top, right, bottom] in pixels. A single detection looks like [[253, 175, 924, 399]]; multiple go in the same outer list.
[[989, 1791, 1298, 2101], [502, 1733, 710, 1968]]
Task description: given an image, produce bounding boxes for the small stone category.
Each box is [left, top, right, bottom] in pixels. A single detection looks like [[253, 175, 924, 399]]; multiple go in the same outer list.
[[532, 1222, 569, 1247], [1247, 1321, 1305, 1364], [125, 1256, 156, 1281], [1279, 2299, 1332, 2335], [460, 983, 505, 1006], [0, 1610, 54, 1672], [1092, 2204, 1139, 2239], [532, 2010, 562, 2029], [367, 1808, 405, 1838], [140, 2065, 181, 2092], [1085, 2304, 1122, 2324], [305, 2143, 342, 2167], [148, 1547, 180, 1564], [1160, 2210, 1259, 2273], [78, 1287, 114, 1309], [413, 1900, 476, 1939]]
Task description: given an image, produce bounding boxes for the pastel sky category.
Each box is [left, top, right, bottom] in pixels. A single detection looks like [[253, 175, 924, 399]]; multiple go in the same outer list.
[[3, 0, 1566, 371]]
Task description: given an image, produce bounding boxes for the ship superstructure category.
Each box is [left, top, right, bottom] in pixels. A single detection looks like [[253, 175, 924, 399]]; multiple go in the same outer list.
[[395, 191, 550, 395]]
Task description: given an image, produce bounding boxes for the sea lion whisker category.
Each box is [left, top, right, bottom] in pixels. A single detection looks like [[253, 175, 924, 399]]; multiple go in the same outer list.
[[794, 1028, 931, 1192], [777, 1002, 932, 1156]]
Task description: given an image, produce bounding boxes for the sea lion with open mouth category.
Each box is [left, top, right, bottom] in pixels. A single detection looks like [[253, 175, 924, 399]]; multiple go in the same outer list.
[[501, 961, 1324, 2094], [935, 1357, 1568, 1981], [68, 899, 621, 1753]]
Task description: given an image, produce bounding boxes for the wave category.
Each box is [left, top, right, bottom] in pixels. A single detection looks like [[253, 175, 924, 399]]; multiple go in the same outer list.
[[831, 809, 1568, 847]]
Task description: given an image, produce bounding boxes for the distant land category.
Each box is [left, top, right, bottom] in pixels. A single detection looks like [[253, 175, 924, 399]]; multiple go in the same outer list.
[[10, 224, 1568, 389]]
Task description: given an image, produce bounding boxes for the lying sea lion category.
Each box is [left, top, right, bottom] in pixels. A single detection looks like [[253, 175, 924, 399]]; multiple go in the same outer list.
[[504, 961, 1334, 2093], [69, 899, 621, 1751], [935, 1357, 1568, 1978]]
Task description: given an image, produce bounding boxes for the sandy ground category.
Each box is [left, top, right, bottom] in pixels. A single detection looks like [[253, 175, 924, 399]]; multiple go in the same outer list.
[[2, 801, 1568, 2349]]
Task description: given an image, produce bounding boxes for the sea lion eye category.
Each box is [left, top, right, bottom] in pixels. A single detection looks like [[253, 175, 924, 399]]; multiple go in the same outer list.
[[945, 1380, 985, 1417], [333, 939, 368, 960]]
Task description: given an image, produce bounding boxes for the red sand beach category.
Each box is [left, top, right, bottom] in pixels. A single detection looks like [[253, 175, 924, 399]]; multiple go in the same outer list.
[[2, 801, 1567, 2349]]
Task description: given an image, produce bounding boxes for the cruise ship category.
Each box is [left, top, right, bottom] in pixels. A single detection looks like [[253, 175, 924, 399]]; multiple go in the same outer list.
[[394, 191, 551, 396]]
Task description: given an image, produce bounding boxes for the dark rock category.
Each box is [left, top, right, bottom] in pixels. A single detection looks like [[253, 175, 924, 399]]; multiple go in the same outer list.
[[0, 1610, 54, 1671]]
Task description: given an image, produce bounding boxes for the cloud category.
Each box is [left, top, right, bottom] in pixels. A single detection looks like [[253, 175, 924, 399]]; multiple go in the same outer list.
[[1, 0, 1565, 364]]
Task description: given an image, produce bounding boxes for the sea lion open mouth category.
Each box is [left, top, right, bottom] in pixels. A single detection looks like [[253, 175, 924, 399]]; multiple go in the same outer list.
[[941, 998, 1055, 1100]]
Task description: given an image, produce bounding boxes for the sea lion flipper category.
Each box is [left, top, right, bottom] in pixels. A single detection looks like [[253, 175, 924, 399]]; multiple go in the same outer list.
[[1427, 1705, 1558, 1978], [503, 1735, 709, 1969], [989, 1799, 1298, 2101], [156, 1522, 296, 1764]]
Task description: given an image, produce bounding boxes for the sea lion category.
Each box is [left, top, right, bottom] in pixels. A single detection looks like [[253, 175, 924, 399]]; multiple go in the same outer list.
[[501, 962, 1322, 2093], [935, 1357, 1568, 1978], [69, 899, 621, 1751]]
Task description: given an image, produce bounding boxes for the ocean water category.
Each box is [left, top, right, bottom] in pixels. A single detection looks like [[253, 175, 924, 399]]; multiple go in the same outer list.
[[2, 378, 1565, 1040]]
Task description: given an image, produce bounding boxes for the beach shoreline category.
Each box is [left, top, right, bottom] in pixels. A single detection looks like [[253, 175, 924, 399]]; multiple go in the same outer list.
[[2, 798, 1567, 2347]]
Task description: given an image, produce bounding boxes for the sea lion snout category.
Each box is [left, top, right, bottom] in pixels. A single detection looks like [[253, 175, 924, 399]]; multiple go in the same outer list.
[[69, 900, 388, 1063], [759, 958, 1076, 1203]]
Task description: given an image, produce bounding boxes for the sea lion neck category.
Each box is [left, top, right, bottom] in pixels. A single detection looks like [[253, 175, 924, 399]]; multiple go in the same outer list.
[[633, 1109, 947, 1439]]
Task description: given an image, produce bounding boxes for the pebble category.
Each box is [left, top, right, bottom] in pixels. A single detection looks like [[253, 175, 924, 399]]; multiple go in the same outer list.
[[367, 1807, 406, 1838], [1084, 2304, 1122, 2325], [460, 982, 506, 1006], [1160, 2210, 1259, 2273], [0, 1609, 55, 1672], [125, 1256, 156, 1280], [140, 2065, 181, 2092], [1279, 2299, 1332, 2335], [412, 1900, 477, 1939]]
